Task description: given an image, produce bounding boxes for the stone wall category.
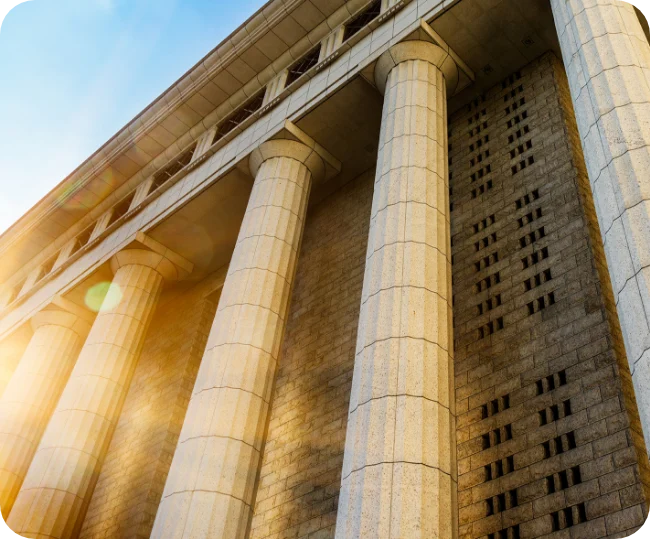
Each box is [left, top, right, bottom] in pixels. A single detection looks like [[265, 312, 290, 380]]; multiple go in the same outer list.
[[78, 275, 221, 539], [248, 169, 374, 539], [450, 53, 650, 539]]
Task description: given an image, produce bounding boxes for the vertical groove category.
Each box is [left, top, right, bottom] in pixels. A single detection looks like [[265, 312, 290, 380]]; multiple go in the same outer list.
[[0, 314, 86, 519], [336, 54, 457, 539]]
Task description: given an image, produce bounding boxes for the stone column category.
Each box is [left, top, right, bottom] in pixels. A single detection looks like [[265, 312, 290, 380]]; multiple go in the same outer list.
[[0, 327, 32, 399], [8, 248, 189, 538], [0, 308, 90, 519], [335, 41, 458, 539], [550, 0, 650, 446], [151, 140, 324, 539]]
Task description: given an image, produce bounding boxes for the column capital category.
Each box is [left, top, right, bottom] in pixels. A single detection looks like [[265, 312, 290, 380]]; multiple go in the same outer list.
[[375, 40, 460, 95], [110, 232, 193, 282], [249, 139, 326, 182], [31, 295, 95, 338], [30, 310, 91, 339]]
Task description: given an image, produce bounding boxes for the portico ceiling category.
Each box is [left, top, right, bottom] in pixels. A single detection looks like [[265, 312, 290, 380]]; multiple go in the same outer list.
[[145, 76, 383, 280], [432, 0, 561, 111]]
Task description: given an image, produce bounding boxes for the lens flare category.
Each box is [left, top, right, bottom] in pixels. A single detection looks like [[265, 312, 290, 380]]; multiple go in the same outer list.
[[85, 281, 122, 312]]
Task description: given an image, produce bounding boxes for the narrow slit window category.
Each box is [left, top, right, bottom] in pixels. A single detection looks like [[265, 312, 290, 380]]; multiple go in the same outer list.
[[107, 191, 136, 228], [286, 45, 322, 85], [343, 0, 381, 42], [151, 143, 198, 192], [212, 90, 266, 144]]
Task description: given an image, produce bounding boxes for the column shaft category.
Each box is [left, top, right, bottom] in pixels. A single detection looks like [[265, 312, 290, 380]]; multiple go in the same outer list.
[[0, 312, 88, 519], [551, 0, 650, 445], [8, 252, 167, 538], [151, 141, 320, 539], [0, 329, 30, 399], [336, 42, 457, 538]]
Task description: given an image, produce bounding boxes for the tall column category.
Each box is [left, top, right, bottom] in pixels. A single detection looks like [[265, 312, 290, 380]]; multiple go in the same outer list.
[[8, 248, 189, 538], [335, 41, 457, 539], [551, 0, 650, 446], [151, 140, 324, 539], [0, 308, 90, 519]]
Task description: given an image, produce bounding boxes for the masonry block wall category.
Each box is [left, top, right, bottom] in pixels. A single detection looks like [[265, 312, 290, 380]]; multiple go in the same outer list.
[[249, 169, 373, 539], [78, 276, 220, 539], [450, 52, 650, 539]]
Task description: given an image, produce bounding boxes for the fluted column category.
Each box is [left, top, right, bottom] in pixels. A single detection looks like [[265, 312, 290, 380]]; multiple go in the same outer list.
[[551, 0, 650, 446], [0, 329, 31, 399], [151, 140, 324, 539], [335, 41, 458, 539], [0, 308, 91, 519], [8, 248, 189, 538]]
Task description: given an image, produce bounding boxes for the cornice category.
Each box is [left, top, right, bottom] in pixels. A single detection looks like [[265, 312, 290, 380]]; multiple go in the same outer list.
[[0, 0, 306, 257]]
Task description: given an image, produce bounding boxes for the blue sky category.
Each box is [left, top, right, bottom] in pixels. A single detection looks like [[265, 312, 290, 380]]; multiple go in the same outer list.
[[0, 0, 267, 234]]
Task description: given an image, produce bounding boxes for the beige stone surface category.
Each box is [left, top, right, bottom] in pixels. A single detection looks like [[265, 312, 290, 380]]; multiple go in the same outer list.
[[150, 140, 323, 539], [320, 27, 345, 62], [2, 1, 650, 537], [7, 248, 187, 538], [551, 0, 650, 448], [0, 327, 31, 399], [335, 41, 457, 539], [0, 310, 90, 520]]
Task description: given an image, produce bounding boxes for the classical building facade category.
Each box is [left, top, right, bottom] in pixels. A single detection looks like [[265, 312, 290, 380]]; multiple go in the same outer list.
[[1, 0, 650, 537]]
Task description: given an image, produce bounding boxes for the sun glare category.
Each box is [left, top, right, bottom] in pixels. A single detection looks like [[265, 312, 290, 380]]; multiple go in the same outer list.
[[84, 281, 122, 312]]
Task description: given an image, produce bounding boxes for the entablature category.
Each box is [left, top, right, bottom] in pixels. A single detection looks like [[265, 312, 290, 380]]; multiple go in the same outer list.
[[0, 0, 438, 309], [0, 0, 466, 339]]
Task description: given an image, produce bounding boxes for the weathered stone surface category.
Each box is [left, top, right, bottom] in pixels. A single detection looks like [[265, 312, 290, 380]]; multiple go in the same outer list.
[[450, 52, 649, 539], [78, 276, 220, 539], [248, 168, 373, 539], [336, 41, 457, 539], [551, 0, 650, 449]]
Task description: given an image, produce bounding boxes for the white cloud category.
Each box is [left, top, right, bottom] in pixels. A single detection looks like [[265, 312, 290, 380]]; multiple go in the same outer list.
[[0, 0, 32, 32]]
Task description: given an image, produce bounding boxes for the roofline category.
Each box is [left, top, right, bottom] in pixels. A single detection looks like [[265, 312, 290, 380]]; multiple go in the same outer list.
[[0, 0, 293, 251]]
